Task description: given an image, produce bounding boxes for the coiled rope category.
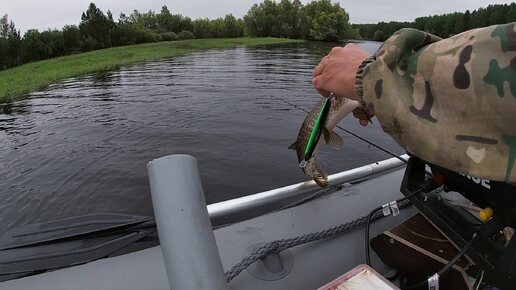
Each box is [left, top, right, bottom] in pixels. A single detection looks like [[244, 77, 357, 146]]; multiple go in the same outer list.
[[225, 198, 411, 282]]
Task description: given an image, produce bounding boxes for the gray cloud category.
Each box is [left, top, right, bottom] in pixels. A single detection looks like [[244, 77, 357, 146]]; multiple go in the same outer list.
[[2, 0, 514, 33]]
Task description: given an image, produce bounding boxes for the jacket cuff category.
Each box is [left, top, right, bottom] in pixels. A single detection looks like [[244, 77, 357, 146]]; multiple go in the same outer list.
[[354, 55, 375, 107]]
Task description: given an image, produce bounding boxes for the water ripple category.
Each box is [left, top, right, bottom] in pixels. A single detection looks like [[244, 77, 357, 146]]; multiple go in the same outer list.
[[0, 41, 402, 232]]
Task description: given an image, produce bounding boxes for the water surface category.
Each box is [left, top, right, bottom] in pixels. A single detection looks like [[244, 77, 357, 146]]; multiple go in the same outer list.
[[0, 41, 404, 231]]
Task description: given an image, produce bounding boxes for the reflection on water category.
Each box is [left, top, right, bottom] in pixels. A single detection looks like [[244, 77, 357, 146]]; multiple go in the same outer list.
[[0, 41, 402, 231]]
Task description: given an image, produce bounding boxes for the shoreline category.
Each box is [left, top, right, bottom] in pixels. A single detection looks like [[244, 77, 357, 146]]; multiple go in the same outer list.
[[0, 37, 299, 103]]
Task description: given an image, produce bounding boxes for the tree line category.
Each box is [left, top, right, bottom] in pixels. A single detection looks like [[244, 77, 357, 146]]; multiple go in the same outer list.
[[0, 3, 246, 70], [2, 1, 515, 71], [0, 0, 357, 71], [354, 3, 516, 41]]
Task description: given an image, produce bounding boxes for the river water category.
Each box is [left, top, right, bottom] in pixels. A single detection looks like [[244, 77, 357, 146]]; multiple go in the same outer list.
[[0, 41, 404, 232]]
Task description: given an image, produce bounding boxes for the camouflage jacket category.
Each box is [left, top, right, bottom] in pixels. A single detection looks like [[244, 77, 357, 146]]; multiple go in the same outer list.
[[355, 23, 516, 182]]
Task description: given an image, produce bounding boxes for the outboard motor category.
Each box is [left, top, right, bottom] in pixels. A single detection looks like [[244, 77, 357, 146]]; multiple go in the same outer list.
[[400, 155, 516, 290]]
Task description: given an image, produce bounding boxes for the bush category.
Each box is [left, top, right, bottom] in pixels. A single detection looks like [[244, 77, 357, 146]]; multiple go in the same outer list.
[[160, 32, 178, 41], [178, 30, 194, 40], [140, 31, 161, 43]]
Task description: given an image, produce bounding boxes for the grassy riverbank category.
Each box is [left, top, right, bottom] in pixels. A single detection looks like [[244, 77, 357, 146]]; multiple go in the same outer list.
[[0, 37, 298, 103]]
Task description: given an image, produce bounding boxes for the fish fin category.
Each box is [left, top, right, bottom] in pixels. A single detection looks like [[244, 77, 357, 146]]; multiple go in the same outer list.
[[323, 128, 343, 149], [288, 141, 297, 150]]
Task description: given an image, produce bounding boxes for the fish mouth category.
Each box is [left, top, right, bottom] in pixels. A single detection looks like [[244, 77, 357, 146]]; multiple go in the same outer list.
[[303, 158, 328, 187], [313, 172, 329, 187]]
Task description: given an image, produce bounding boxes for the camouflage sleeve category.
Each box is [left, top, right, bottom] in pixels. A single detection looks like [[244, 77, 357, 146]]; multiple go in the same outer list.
[[356, 23, 516, 182]]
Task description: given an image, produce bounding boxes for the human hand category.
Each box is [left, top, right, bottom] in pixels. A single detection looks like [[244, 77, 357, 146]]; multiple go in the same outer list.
[[312, 43, 369, 100], [352, 108, 375, 127]]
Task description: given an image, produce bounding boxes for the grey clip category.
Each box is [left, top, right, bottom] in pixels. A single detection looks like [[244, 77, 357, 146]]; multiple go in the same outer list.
[[382, 204, 391, 216], [389, 201, 400, 216]]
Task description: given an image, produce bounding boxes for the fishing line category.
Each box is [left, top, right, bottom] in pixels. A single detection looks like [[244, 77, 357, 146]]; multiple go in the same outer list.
[[272, 96, 408, 164]]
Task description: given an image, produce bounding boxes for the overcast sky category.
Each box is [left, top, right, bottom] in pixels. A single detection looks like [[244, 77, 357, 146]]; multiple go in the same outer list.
[[3, 0, 515, 33]]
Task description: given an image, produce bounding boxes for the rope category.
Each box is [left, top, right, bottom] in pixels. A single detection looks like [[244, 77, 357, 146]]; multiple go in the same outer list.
[[225, 198, 411, 282]]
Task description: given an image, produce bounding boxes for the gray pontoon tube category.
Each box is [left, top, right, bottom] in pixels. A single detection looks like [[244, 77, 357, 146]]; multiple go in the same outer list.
[[208, 154, 409, 220], [148, 155, 228, 290]]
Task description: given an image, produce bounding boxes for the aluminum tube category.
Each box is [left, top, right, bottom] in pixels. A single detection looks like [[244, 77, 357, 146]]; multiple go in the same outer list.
[[148, 155, 228, 290], [208, 154, 408, 220]]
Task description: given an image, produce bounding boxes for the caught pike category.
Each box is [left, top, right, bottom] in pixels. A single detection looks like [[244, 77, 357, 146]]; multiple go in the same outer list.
[[289, 95, 360, 187]]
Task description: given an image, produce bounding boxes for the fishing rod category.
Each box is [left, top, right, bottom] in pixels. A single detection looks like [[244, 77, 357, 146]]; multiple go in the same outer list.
[[272, 95, 408, 164]]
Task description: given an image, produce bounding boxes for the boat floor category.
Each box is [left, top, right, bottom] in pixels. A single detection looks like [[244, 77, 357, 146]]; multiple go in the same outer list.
[[1, 166, 415, 290]]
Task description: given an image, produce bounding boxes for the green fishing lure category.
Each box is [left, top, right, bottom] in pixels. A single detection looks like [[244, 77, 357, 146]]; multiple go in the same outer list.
[[300, 98, 331, 167]]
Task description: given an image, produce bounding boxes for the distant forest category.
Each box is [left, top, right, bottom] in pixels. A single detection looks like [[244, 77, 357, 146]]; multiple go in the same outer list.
[[1, 1, 515, 71], [0, 0, 358, 71], [354, 3, 516, 40]]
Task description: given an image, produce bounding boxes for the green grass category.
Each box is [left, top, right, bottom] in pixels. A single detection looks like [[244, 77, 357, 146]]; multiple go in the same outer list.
[[0, 37, 299, 103]]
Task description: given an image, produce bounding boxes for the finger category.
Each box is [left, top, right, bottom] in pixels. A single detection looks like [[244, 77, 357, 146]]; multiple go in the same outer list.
[[313, 76, 331, 97], [316, 88, 331, 98], [360, 108, 373, 124], [313, 63, 324, 78], [312, 75, 324, 90], [353, 108, 374, 126], [353, 108, 366, 119], [312, 55, 329, 77], [344, 43, 359, 49], [328, 46, 344, 56], [359, 119, 369, 126], [364, 109, 375, 120]]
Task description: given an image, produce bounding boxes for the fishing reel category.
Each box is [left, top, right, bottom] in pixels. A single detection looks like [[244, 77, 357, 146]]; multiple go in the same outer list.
[[400, 155, 516, 289]]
